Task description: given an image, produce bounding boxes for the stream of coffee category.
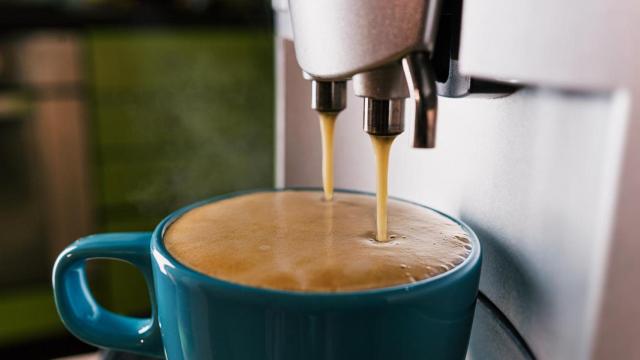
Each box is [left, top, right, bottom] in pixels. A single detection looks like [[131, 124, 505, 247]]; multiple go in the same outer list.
[[162, 105, 473, 293], [369, 135, 396, 241], [319, 113, 337, 201], [318, 112, 396, 241]]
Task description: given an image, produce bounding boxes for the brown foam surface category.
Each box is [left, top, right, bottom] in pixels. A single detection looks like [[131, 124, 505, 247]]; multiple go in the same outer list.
[[164, 191, 472, 292]]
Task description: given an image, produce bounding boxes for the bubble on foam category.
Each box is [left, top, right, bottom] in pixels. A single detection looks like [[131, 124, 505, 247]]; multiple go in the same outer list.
[[405, 272, 416, 282]]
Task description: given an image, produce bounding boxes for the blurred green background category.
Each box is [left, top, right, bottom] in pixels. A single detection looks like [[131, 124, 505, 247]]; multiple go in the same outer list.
[[91, 29, 274, 232], [91, 27, 274, 315], [0, 23, 274, 358], [90, 28, 274, 314]]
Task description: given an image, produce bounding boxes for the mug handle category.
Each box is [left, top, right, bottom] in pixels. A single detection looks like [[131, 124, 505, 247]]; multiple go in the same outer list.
[[52, 232, 163, 358]]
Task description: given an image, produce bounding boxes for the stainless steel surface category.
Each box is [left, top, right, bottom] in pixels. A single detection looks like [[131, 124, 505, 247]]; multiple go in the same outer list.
[[311, 80, 346, 113], [402, 51, 438, 148], [362, 98, 404, 136], [353, 64, 408, 138], [287, 0, 441, 79], [288, 0, 442, 148], [352, 63, 409, 100], [436, 59, 471, 98]]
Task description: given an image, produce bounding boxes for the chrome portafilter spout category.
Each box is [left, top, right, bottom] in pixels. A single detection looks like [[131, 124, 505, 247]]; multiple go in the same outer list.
[[310, 79, 347, 114], [402, 51, 438, 148], [363, 99, 405, 136], [353, 63, 409, 137], [287, 0, 442, 143]]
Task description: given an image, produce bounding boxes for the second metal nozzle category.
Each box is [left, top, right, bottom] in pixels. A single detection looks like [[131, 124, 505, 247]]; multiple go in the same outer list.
[[363, 98, 405, 136], [402, 51, 438, 148]]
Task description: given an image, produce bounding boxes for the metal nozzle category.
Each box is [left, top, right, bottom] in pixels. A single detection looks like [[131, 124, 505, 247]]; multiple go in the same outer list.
[[353, 64, 406, 137], [311, 80, 347, 113], [363, 98, 405, 136], [402, 51, 438, 148]]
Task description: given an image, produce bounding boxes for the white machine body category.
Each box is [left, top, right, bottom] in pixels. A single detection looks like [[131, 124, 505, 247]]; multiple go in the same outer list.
[[273, 0, 640, 358]]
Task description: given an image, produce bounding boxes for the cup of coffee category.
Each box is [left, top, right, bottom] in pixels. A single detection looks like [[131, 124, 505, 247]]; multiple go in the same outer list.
[[53, 189, 481, 359]]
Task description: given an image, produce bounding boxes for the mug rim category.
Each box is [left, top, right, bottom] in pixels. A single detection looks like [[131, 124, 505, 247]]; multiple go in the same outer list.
[[150, 187, 481, 303]]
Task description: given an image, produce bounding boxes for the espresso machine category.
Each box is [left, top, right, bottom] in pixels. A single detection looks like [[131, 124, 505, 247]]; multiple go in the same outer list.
[[274, 0, 640, 358]]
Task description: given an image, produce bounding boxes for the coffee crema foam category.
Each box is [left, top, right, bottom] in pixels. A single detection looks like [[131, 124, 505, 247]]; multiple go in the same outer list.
[[164, 191, 472, 292]]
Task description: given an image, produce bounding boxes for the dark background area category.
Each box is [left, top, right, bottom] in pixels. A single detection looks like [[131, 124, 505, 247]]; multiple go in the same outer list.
[[0, 1, 274, 358]]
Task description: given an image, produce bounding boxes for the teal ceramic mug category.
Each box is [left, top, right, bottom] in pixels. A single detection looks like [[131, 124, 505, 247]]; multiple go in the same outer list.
[[52, 189, 482, 360]]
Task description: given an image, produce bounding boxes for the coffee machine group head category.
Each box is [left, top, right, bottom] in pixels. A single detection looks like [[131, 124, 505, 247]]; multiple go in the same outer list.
[[288, 0, 441, 147]]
